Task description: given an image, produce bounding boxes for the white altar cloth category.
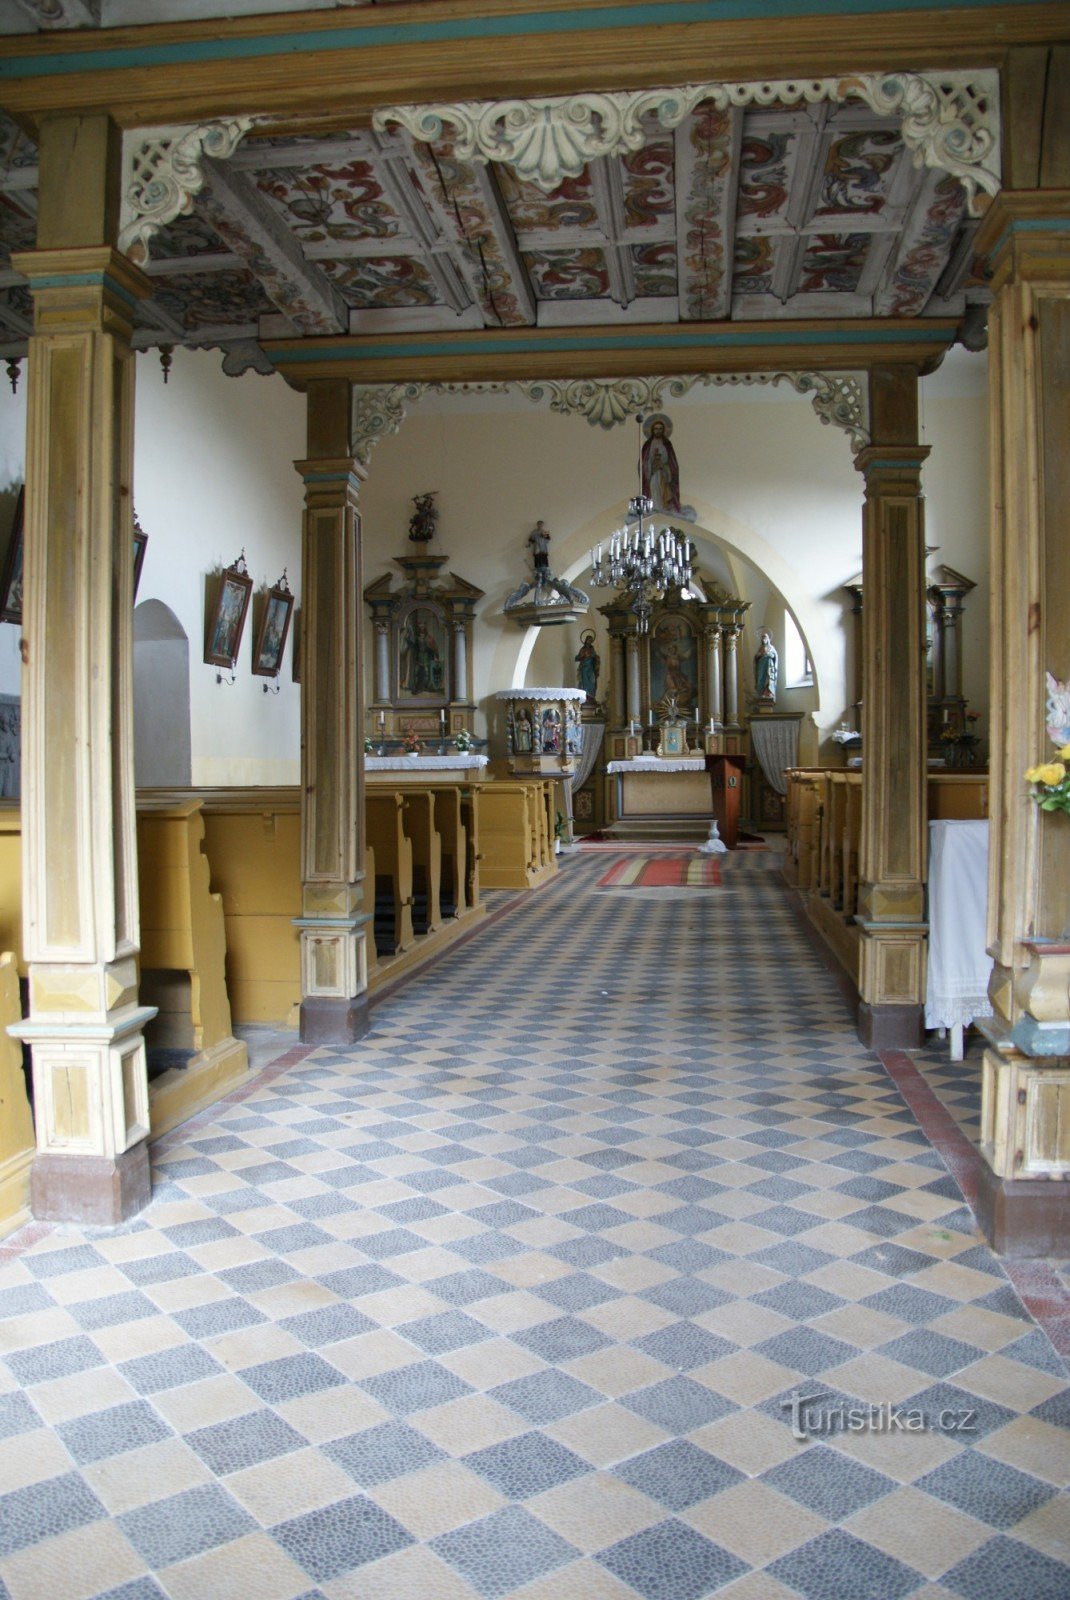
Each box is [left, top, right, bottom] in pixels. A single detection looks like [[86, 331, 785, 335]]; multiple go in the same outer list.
[[606, 758, 706, 774], [925, 819, 993, 1047], [365, 755, 488, 771]]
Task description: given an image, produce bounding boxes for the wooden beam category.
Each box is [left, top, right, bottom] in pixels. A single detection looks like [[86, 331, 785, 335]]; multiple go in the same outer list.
[[261, 314, 957, 387], [1, 3, 1067, 129]]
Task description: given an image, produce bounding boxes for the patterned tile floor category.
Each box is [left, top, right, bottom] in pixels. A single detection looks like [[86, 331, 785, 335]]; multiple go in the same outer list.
[[2, 848, 1070, 1600]]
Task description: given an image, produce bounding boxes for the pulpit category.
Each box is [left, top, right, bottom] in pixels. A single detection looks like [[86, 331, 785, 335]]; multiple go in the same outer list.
[[707, 754, 746, 849]]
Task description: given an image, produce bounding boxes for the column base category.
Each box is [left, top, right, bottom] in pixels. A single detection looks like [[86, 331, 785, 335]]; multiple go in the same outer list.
[[858, 1001, 924, 1050], [976, 1161, 1070, 1258], [299, 994, 371, 1045], [30, 1143, 150, 1227]]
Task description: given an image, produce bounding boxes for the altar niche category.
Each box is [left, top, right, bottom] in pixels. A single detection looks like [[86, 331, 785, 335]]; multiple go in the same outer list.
[[364, 550, 483, 750]]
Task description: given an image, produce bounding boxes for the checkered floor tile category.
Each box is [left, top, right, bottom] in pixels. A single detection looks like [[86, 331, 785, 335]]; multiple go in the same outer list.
[[1, 847, 1068, 1599]]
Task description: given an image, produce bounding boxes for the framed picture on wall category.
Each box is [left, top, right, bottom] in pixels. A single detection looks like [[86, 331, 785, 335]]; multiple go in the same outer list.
[[0, 487, 24, 626], [204, 551, 253, 669], [251, 571, 294, 679], [133, 519, 148, 601]]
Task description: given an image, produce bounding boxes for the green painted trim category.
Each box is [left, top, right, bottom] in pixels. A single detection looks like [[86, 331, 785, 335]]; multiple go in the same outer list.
[[0, 0, 1041, 80], [268, 324, 953, 366], [300, 470, 360, 484], [20, 270, 139, 311]]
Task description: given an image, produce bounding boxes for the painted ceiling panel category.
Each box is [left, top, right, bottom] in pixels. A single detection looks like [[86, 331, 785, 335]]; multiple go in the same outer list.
[[150, 268, 274, 330], [318, 254, 440, 307], [498, 166, 598, 234], [736, 130, 797, 227], [252, 162, 404, 244], [621, 139, 675, 230], [149, 214, 229, 260], [524, 248, 610, 300], [732, 234, 776, 296], [630, 242, 677, 297], [814, 129, 902, 219], [799, 233, 872, 294]]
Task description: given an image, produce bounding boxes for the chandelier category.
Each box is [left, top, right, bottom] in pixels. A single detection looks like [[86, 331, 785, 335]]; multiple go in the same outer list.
[[589, 472, 693, 634]]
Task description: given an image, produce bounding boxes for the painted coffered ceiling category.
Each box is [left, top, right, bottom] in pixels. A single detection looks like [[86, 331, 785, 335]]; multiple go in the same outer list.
[[1, 1, 430, 32], [0, 69, 993, 361]]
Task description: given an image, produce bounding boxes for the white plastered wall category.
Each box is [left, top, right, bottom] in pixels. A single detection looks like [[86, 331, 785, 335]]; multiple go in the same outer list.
[[0, 345, 988, 779], [359, 351, 989, 764]]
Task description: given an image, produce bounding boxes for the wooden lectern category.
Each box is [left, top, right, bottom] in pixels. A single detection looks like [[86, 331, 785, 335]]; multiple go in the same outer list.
[[705, 754, 747, 849]]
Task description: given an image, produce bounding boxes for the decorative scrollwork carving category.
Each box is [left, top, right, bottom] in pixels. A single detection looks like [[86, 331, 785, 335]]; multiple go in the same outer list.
[[840, 72, 1000, 215], [363, 372, 867, 453], [351, 383, 423, 466], [118, 119, 255, 263], [375, 71, 999, 212]]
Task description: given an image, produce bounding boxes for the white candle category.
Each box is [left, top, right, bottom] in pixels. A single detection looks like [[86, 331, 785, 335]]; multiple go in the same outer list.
[[378, 710, 385, 729], [440, 709, 446, 730], [648, 709, 654, 727], [694, 706, 699, 723]]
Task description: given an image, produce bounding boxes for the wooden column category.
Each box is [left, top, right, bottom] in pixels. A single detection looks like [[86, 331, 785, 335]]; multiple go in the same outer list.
[[294, 379, 371, 1043], [855, 367, 929, 1049], [974, 189, 1070, 1254], [10, 115, 156, 1224]]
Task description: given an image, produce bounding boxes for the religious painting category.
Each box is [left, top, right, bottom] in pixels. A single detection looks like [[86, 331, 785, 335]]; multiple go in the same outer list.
[[0, 487, 24, 625], [397, 604, 446, 699], [251, 573, 294, 679], [0, 692, 20, 798], [133, 520, 148, 602], [204, 553, 253, 669], [650, 614, 698, 716]]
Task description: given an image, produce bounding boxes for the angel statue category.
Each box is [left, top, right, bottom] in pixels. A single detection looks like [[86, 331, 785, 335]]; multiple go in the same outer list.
[[1046, 671, 1070, 746]]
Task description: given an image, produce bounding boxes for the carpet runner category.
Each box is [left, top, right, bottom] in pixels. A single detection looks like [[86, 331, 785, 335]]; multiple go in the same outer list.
[[597, 852, 723, 888]]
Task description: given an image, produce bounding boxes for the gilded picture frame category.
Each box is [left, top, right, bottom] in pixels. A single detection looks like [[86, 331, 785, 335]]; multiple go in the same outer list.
[[204, 553, 253, 669]]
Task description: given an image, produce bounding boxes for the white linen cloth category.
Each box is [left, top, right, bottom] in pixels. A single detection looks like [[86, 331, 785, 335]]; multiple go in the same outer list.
[[925, 819, 993, 1030]]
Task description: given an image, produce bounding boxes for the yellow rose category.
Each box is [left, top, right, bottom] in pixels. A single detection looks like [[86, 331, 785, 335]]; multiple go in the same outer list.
[[1059, 744, 1070, 762], [1036, 763, 1066, 787], [1025, 765, 1044, 782]]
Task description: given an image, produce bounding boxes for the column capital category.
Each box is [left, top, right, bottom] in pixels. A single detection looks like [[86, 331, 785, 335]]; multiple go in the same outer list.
[[854, 444, 930, 488], [974, 190, 1070, 291], [11, 246, 151, 335]]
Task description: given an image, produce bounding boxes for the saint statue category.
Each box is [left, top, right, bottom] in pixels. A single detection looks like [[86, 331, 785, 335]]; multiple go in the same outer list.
[[575, 630, 600, 700], [527, 520, 551, 573], [641, 414, 681, 514], [755, 629, 778, 702], [408, 492, 438, 543]]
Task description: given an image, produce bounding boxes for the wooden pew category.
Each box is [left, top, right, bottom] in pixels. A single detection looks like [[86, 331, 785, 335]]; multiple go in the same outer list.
[[478, 780, 558, 889], [0, 952, 33, 1239], [435, 787, 467, 918], [404, 789, 443, 935], [136, 800, 251, 1135], [366, 791, 415, 955]]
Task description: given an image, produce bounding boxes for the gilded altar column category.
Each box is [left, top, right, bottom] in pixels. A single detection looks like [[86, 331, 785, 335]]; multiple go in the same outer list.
[[609, 632, 626, 725], [452, 619, 469, 705], [373, 620, 390, 704], [9, 116, 156, 1224], [723, 627, 741, 728], [972, 188, 1070, 1253], [706, 626, 723, 728], [626, 635, 642, 724], [854, 366, 929, 1049], [294, 378, 371, 1043]]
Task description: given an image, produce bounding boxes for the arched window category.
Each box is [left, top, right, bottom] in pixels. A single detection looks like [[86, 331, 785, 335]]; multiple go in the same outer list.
[[783, 612, 813, 689]]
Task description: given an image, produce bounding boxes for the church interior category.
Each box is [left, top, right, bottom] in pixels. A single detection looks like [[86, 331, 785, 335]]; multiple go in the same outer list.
[[0, 1, 1068, 1596]]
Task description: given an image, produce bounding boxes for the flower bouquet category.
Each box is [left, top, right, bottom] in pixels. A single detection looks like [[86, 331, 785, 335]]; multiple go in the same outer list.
[[402, 726, 421, 756], [454, 728, 472, 753], [1026, 746, 1070, 814]]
